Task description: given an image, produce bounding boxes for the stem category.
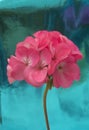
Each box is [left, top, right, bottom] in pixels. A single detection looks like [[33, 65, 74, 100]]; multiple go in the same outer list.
[[43, 79, 52, 130]]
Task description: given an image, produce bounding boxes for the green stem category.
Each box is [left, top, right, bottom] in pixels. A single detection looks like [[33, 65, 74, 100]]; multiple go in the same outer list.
[[43, 79, 52, 130]]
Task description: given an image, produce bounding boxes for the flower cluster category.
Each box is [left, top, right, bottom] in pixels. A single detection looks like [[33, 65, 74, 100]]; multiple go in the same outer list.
[[7, 30, 83, 88]]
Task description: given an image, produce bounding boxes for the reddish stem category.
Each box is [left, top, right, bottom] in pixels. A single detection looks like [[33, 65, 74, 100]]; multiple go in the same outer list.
[[43, 79, 52, 130]]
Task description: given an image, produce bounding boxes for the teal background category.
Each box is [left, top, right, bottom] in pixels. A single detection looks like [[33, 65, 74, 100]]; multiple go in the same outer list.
[[0, 0, 89, 130]]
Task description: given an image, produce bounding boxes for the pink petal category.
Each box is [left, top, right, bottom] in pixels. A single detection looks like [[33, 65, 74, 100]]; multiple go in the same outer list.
[[8, 56, 26, 80], [53, 62, 80, 88], [53, 69, 73, 88], [49, 31, 62, 37], [11, 63, 25, 81], [49, 31, 62, 43], [16, 41, 24, 48], [63, 63, 80, 80], [16, 36, 37, 49], [7, 56, 21, 66], [33, 30, 50, 50], [40, 48, 51, 66], [72, 51, 83, 61], [7, 65, 15, 83], [15, 46, 29, 59], [15, 46, 39, 67], [48, 60, 57, 75], [24, 36, 38, 49], [27, 49, 40, 67], [33, 30, 49, 38], [48, 44, 71, 75], [55, 44, 71, 61], [32, 67, 47, 83], [24, 67, 45, 87]]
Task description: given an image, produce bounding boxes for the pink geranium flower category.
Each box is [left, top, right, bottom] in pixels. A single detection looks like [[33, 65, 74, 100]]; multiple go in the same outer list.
[[7, 46, 39, 83], [48, 43, 71, 75], [24, 48, 51, 87], [48, 31, 83, 76], [52, 58, 80, 88], [7, 30, 83, 88]]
